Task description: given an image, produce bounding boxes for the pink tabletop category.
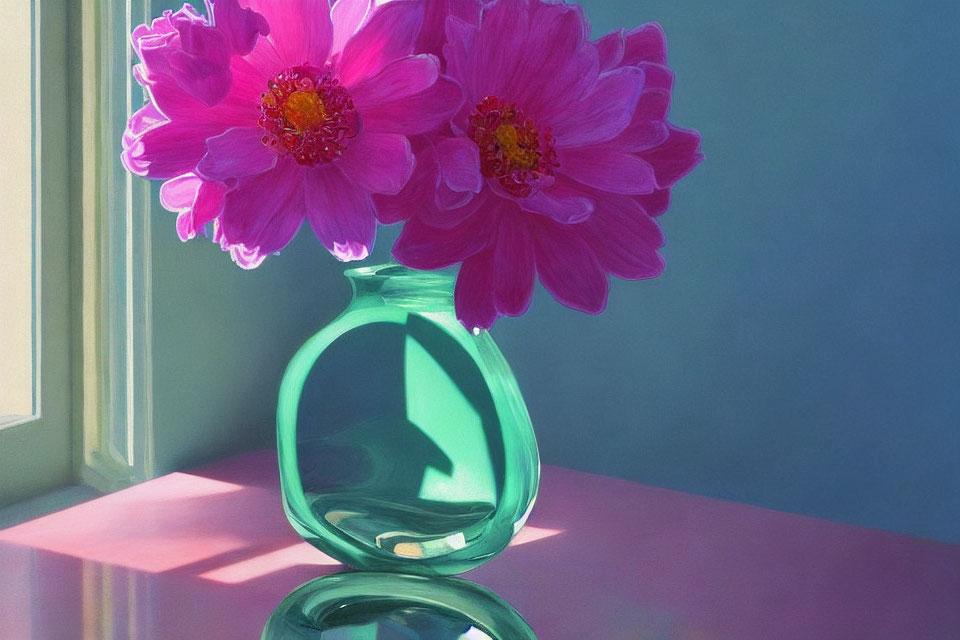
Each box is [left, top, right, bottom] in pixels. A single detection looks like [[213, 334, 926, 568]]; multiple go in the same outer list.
[[1, 450, 958, 639]]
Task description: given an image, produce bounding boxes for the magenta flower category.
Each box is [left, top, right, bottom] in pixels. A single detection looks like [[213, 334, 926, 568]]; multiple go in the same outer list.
[[122, 0, 462, 266], [383, 0, 703, 329]]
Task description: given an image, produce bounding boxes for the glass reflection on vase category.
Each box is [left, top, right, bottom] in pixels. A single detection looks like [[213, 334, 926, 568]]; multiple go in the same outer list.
[[261, 573, 537, 640], [277, 264, 540, 575]]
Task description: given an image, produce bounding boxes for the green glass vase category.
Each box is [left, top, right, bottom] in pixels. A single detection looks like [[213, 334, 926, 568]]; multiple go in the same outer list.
[[261, 573, 538, 639], [277, 264, 540, 575]]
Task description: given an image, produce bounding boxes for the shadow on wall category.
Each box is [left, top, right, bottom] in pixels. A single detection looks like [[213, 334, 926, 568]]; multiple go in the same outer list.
[[149, 220, 381, 474]]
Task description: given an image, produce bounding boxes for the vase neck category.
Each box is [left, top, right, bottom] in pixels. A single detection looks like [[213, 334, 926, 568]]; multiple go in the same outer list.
[[344, 263, 456, 311]]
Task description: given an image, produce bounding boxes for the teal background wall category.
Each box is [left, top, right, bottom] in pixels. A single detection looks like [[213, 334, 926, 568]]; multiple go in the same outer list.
[[151, 220, 336, 472], [150, 0, 960, 543]]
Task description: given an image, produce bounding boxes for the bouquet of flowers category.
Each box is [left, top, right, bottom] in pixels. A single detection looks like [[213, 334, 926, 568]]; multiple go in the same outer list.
[[122, 0, 701, 330]]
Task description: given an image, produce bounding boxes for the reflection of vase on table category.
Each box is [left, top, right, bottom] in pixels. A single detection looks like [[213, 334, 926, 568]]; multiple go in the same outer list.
[[277, 265, 540, 575], [261, 573, 538, 640]]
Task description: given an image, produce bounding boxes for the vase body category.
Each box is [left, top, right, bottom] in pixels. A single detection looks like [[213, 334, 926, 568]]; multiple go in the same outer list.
[[277, 264, 539, 575]]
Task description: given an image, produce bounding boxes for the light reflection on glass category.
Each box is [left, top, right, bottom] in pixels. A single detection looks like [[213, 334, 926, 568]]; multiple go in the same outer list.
[[262, 572, 538, 640], [459, 627, 494, 640]]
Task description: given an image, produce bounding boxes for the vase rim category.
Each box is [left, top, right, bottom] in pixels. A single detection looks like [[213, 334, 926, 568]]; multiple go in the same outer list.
[[344, 262, 456, 284], [344, 263, 457, 307]]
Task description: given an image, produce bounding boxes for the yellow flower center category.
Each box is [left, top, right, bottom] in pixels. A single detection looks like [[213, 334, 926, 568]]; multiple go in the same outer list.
[[494, 124, 538, 170], [282, 90, 327, 132]]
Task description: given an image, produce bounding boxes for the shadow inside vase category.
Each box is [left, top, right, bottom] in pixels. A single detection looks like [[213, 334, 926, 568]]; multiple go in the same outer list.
[[294, 313, 508, 561]]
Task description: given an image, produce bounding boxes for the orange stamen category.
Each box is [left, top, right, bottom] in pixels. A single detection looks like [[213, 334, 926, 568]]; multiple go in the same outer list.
[[283, 90, 327, 132]]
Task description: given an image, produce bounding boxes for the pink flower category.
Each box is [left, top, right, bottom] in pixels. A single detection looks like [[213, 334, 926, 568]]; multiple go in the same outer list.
[[122, 0, 462, 266], [383, 0, 703, 329], [129, 1, 268, 109]]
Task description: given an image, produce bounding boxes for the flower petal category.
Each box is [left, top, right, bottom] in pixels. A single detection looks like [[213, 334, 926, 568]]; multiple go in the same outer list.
[[159, 172, 200, 211], [636, 188, 671, 217], [455, 249, 498, 330], [635, 88, 671, 122], [372, 138, 437, 224], [465, 0, 528, 99], [522, 44, 600, 124], [641, 125, 704, 189], [360, 74, 463, 135], [191, 180, 228, 234], [517, 178, 594, 224], [595, 28, 625, 71], [159, 173, 226, 240], [132, 61, 200, 120], [375, 146, 484, 229], [351, 54, 439, 107], [436, 137, 482, 194], [392, 211, 491, 270], [123, 102, 165, 148], [214, 0, 270, 55], [423, 190, 489, 229], [227, 32, 285, 100], [135, 51, 258, 126], [161, 174, 203, 240], [196, 127, 277, 185], [250, 198, 306, 255], [492, 213, 535, 317], [534, 222, 609, 314], [121, 118, 219, 179], [461, 0, 597, 123], [583, 194, 665, 280], [304, 165, 376, 261], [441, 16, 478, 93], [509, 1, 593, 115], [223, 242, 268, 269], [336, 132, 414, 195], [551, 66, 644, 148], [436, 181, 475, 211], [615, 104, 670, 151], [131, 6, 233, 108], [331, 0, 373, 54], [220, 158, 303, 248], [417, 0, 483, 59], [526, 0, 590, 58], [131, 7, 190, 61], [623, 22, 667, 66], [558, 146, 656, 195], [638, 62, 674, 92], [166, 21, 233, 106], [338, 0, 424, 86], [245, 0, 333, 66], [213, 222, 268, 269]]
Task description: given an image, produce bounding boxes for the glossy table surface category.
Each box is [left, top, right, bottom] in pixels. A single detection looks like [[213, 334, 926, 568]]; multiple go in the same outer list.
[[1, 450, 958, 639]]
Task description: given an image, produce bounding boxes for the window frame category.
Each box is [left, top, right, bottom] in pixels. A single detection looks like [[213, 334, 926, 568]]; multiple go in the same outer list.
[[0, 0, 157, 506], [78, 0, 156, 492]]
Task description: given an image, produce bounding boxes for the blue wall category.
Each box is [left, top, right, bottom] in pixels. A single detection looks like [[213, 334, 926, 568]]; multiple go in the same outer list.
[[150, 0, 960, 543], [492, 0, 960, 543]]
